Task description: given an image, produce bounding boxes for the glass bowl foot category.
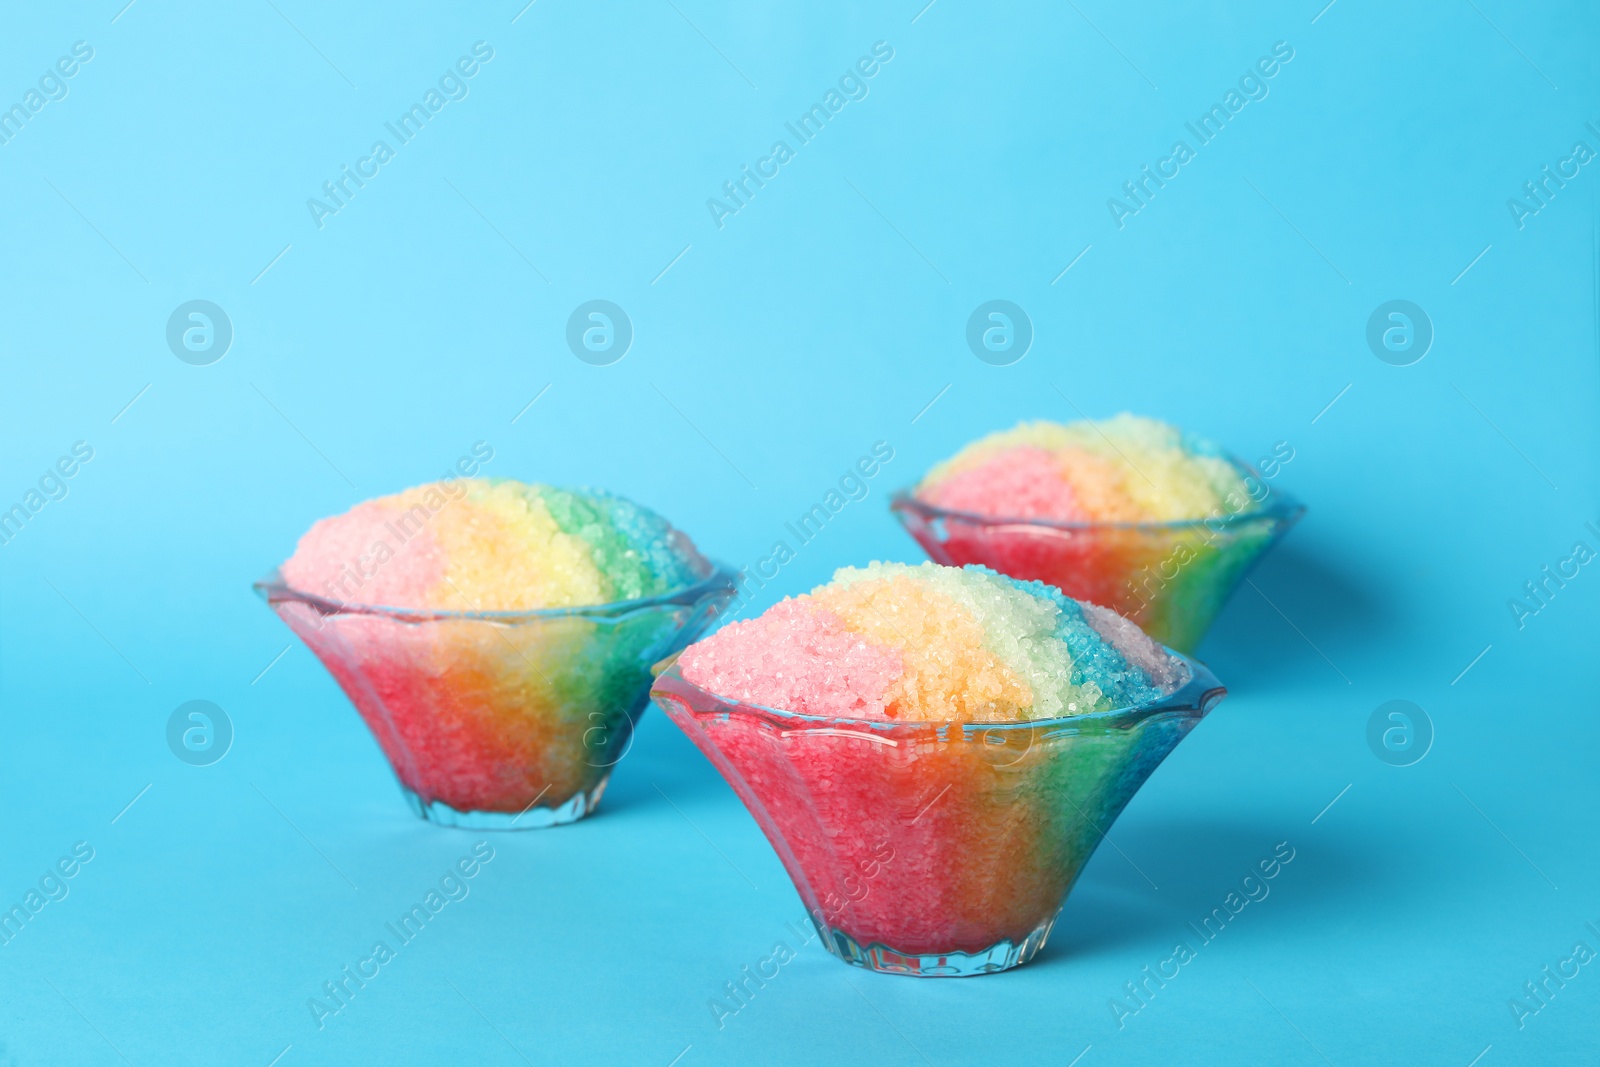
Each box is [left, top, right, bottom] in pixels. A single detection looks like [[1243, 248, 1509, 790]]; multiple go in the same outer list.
[[817, 916, 1057, 976], [399, 779, 608, 830]]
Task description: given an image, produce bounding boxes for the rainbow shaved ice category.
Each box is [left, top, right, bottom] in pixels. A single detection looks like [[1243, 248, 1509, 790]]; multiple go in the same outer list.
[[656, 562, 1212, 973], [915, 413, 1250, 523], [283, 479, 704, 611], [896, 414, 1300, 653], [680, 562, 1173, 722], [266, 479, 727, 826]]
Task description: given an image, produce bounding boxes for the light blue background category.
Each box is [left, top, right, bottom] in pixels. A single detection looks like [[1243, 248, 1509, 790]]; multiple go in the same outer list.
[[1, 1, 1596, 1064]]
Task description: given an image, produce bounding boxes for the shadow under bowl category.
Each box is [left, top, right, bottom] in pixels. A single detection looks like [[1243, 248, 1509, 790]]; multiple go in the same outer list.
[[650, 654, 1225, 976], [254, 562, 737, 830], [889, 483, 1303, 655]]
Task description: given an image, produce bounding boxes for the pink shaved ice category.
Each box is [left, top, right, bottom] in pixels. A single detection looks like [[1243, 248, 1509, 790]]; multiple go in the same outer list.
[[676, 599, 903, 719], [282, 499, 446, 607], [921, 447, 1087, 522]]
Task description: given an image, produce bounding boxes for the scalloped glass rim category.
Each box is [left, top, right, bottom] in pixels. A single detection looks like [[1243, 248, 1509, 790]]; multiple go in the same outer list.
[[253, 557, 740, 625], [651, 650, 1226, 738], [889, 454, 1305, 534]]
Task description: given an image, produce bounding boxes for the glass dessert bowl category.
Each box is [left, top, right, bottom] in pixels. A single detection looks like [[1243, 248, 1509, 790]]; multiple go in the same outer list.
[[651, 559, 1225, 976], [258, 475, 736, 829], [890, 485, 1302, 655], [652, 651, 1224, 976], [894, 415, 1305, 654], [257, 562, 736, 828]]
